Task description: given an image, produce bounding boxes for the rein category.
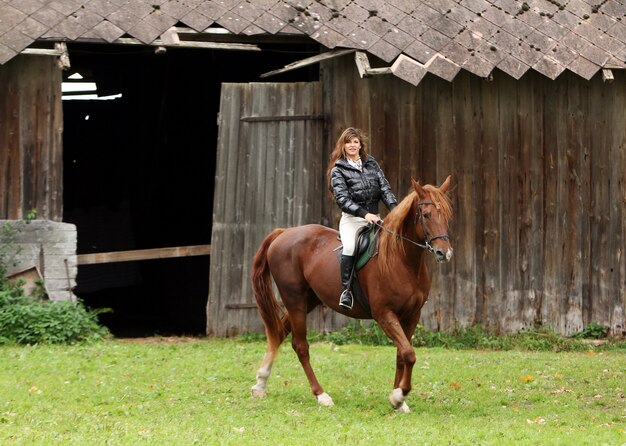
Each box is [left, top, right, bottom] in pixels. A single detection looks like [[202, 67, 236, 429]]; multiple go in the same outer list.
[[375, 200, 450, 254]]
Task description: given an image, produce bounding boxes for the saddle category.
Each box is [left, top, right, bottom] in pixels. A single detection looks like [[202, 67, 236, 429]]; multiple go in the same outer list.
[[354, 223, 379, 270]]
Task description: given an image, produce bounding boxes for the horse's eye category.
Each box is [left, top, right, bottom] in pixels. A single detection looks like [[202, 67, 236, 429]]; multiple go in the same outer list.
[[423, 212, 430, 220]]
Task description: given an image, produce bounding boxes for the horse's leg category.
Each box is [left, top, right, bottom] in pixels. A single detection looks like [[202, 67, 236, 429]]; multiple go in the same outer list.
[[393, 348, 404, 389], [377, 312, 416, 413], [392, 314, 420, 387], [289, 306, 334, 406], [392, 316, 421, 412], [251, 315, 292, 398]]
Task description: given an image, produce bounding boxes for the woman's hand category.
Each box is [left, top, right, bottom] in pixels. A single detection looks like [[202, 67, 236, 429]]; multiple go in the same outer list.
[[364, 213, 382, 224]]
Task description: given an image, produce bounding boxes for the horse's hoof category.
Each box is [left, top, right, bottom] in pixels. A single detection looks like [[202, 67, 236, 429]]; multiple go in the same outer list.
[[389, 387, 404, 409], [395, 402, 411, 413], [316, 392, 334, 406], [251, 386, 266, 398]]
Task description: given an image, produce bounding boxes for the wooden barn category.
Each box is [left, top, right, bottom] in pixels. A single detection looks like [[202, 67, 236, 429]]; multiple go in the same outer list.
[[0, 0, 624, 337]]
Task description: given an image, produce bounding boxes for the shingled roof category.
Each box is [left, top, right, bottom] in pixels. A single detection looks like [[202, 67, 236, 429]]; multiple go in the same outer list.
[[1, 0, 625, 85]]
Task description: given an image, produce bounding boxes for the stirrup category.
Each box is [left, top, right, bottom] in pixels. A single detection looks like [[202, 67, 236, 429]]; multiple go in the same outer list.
[[339, 289, 353, 310]]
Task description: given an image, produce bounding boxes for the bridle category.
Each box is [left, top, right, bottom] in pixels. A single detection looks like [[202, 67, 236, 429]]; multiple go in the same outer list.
[[375, 200, 450, 254], [415, 201, 450, 253]]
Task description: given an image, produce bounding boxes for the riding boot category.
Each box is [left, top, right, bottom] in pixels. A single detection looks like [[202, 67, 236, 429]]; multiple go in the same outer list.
[[339, 255, 355, 310]]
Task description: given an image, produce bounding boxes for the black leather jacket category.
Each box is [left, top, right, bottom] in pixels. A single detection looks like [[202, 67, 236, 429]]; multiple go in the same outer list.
[[330, 156, 398, 218]]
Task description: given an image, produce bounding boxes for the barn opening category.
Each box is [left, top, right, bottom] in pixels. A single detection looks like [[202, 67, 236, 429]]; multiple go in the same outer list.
[[62, 36, 319, 337]]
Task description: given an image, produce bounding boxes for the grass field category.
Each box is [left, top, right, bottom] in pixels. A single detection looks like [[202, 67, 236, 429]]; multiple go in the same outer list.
[[0, 337, 624, 445]]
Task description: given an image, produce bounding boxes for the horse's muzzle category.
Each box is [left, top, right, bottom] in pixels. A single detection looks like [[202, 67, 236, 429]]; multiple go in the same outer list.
[[435, 247, 453, 263]]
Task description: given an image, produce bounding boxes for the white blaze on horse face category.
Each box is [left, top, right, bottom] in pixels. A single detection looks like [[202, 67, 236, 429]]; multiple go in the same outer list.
[[445, 248, 453, 261]]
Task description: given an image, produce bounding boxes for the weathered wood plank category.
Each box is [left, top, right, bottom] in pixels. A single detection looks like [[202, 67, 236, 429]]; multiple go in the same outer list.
[[260, 48, 355, 78], [393, 74, 420, 197], [419, 76, 437, 187], [7, 58, 21, 220], [451, 71, 478, 329], [0, 55, 62, 221], [208, 82, 324, 336], [588, 74, 625, 335], [479, 76, 502, 333], [562, 73, 586, 334], [609, 73, 626, 337], [541, 72, 561, 331], [0, 62, 8, 217], [77, 245, 211, 265], [207, 83, 242, 336], [432, 76, 456, 332], [500, 74, 524, 332], [519, 73, 545, 327]]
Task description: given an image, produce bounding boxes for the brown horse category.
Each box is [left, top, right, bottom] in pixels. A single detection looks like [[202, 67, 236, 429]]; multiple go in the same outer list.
[[250, 176, 453, 412]]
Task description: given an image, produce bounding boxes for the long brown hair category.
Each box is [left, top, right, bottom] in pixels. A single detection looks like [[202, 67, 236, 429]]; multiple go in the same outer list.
[[325, 127, 369, 191]]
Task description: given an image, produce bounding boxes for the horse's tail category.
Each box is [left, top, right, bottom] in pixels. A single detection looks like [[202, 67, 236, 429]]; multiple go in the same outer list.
[[251, 228, 287, 350]]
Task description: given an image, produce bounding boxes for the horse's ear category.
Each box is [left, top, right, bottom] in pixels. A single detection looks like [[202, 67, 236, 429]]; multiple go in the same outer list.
[[411, 177, 426, 197], [439, 175, 452, 193]]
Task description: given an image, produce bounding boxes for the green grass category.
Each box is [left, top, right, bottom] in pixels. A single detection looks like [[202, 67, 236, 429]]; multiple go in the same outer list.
[[306, 321, 626, 352], [0, 338, 624, 445]]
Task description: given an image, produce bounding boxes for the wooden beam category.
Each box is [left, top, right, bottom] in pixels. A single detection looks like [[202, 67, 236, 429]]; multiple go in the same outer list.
[[603, 63, 626, 70], [602, 69, 614, 83], [114, 38, 260, 52], [55, 42, 70, 70], [225, 303, 286, 310], [354, 51, 392, 78], [240, 114, 324, 122], [21, 43, 70, 70], [260, 48, 356, 78], [224, 303, 258, 309], [173, 26, 231, 35], [355, 51, 370, 78], [77, 245, 211, 265], [21, 48, 64, 56]]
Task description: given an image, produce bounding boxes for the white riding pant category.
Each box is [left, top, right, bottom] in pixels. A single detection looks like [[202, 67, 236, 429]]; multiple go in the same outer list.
[[339, 212, 372, 256]]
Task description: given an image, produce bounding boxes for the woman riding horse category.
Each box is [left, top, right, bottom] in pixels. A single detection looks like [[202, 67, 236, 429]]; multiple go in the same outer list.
[[327, 127, 398, 310], [250, 171, 453, 412]]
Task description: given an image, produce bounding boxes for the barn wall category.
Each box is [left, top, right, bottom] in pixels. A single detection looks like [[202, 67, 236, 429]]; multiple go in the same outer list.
[[0, 55, 63, 221], [323, 57, 625, 336], [208, 82, 326, 336]]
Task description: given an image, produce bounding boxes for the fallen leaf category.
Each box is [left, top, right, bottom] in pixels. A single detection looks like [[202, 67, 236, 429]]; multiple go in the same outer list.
[[521, 375, 534, 383], [449, 381, 462, 390]]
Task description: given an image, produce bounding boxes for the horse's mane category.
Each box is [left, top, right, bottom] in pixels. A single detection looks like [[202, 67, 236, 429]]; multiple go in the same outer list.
[[378, 184, 453, 273]]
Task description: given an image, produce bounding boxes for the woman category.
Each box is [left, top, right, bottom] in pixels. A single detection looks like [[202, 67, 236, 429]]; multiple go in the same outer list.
[[326, 127, 398, 310]]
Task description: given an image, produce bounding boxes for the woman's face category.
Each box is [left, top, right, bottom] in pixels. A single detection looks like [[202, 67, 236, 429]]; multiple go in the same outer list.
[[344, 136, 361, 160]]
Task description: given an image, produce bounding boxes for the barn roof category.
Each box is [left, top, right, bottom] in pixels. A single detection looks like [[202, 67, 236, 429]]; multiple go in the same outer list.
[[1, 0, 625, 84]]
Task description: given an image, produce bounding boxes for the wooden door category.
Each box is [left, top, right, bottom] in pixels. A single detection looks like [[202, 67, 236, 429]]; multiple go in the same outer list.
[[207, 82, 329, 336]]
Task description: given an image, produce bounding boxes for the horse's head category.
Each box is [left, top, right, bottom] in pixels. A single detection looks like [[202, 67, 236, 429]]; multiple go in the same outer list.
[[411, 175, 453, 263]]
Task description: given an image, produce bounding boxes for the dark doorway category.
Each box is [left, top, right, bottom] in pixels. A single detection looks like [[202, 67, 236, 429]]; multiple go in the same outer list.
[[62, 39, 319, 336]]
